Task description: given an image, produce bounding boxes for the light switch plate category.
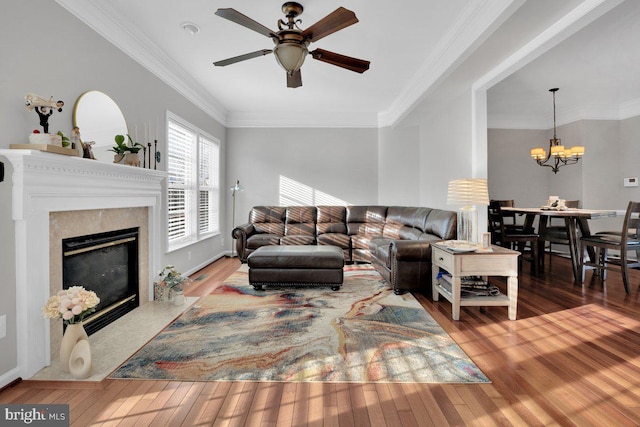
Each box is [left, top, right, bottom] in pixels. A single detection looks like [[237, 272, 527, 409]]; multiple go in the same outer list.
[[624, 177, 638, 187]]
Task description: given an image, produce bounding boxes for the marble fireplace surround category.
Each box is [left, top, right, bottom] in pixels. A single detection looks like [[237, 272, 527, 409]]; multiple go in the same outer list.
[[49, 207, 149, 360], [0, 149, 165, 380]]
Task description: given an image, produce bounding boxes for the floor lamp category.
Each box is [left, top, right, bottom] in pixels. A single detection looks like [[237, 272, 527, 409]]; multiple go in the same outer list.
[[447, 178, 489, 243], [229, 179, 244, 257]]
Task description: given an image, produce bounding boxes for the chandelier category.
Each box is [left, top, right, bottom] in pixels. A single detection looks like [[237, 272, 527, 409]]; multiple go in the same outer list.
[[530, 88, 584, 174]]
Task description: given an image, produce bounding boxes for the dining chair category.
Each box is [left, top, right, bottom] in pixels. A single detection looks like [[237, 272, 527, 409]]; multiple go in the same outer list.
[[488, 200, 539, 275], [579, 201, 640, 294], [541, 200, 580, 265], [488, 200, 532, 245], [592, 213, 640, 269]]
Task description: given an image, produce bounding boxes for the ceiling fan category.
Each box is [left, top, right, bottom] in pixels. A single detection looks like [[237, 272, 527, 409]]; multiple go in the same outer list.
[[213, 2, 370, 88]]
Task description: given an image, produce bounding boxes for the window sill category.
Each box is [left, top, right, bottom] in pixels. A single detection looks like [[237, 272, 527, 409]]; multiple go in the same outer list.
[[167, 232, 220, 254]]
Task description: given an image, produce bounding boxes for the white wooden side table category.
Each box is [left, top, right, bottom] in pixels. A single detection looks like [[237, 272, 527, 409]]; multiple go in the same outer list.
[[431, 243, 519, 321]]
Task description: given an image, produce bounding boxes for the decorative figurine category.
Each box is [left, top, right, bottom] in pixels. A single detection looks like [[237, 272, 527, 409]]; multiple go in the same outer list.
[[70, 126, 81, 144], [82, 140, 96, 160], [25, 93, 64, 134], [70, 126, 83, 152]]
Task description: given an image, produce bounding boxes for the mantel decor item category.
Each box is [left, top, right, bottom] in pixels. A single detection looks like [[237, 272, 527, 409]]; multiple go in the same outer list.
[[530, 88, 585, 173], [447, 178, 490, 243], [25, 92, 64, 135], [110, 134, 144, 166], [42, 286, 99, 379]]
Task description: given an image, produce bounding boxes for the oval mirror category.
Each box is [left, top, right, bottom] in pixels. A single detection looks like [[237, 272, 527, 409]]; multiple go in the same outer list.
[[73, 90, 127, 148]]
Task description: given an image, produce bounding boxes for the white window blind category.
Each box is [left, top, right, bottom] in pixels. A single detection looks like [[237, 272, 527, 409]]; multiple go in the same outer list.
[[198, 136, 219, 234], [167, 114, 219, 250]]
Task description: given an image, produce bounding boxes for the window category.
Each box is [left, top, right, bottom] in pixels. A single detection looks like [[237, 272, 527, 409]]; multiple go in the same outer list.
[[167, 113, 219, 250]]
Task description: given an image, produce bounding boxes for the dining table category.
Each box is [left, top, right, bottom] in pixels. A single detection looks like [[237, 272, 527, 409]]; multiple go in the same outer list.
[[501, 207, 618, 282]]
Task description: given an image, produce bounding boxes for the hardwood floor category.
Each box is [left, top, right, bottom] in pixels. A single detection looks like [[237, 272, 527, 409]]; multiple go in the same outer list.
[[3, 254, 640, 426]]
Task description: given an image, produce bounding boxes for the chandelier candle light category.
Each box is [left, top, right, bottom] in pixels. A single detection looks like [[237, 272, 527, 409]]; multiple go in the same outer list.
[[530, 88, 585, 173], [447, 178, 490, 243]]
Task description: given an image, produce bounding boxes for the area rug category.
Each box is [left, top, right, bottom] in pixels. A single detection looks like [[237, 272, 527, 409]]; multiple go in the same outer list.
[[110, 264, 489, 383]]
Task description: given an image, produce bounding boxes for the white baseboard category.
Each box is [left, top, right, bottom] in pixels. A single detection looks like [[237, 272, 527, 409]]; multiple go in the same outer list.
[[0, 367, 22, 390], [184, 251, 227, 277]]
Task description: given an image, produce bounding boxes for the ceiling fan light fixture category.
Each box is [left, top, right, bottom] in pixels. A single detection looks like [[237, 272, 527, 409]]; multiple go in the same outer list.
[[274, 42, 308, 74], [213, 4, 369, 87]]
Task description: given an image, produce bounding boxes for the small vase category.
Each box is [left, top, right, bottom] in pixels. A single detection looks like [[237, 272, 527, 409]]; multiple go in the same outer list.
[[69, 340, 92, 379], [60, 323, 89, 373], [124, 152, 140, 167], [173, 290, 185, 306], [164, 287, 173, 302], [113, 153, 125, 164]]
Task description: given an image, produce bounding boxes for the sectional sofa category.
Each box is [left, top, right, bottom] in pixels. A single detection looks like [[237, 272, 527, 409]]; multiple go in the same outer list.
[[232, 205, 457, 294]]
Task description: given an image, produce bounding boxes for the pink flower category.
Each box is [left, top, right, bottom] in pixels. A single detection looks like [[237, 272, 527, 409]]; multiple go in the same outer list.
[[42, 286, 100, 324]]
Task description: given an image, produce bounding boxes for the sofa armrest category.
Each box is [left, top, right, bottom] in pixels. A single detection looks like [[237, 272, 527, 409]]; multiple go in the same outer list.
[[390, 240, 432, 261], [232, 222, 255, 240], [232, 223, 255, 262]]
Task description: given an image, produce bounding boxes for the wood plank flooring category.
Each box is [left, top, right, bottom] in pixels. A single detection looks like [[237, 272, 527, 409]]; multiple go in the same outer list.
[[3, 254, 640, 426]]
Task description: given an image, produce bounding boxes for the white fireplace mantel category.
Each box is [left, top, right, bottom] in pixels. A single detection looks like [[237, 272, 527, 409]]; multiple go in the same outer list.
[[0, 149, 166, 380]]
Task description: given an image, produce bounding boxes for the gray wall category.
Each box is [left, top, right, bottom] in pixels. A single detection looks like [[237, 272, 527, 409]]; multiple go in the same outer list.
[[379, 90, 476, 210], [0, 0, 226, 381], [226, 127, 379, 226], [377, 125, 420, 206], [488, 128, 549, 207]]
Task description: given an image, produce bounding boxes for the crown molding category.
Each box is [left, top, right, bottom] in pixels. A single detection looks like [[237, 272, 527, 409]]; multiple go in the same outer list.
[[378, 0, 517, 128], [226, 111, 378, 128], [619, 98, 640, 120], [489, 98, 640, 129], [55, 0, 228, 126], [474, 0, 623, 93]]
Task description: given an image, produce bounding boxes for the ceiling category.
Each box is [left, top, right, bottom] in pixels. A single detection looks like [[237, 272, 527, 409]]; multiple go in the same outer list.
[[56, 0, 512, 127], [55, 1, 640, 129]]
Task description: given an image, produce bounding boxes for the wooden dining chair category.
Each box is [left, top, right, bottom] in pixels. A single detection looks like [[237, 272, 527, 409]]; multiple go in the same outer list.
[[488, 200, 539, 275], [541, 200, 580, 265], [488, 200, 532, 245], [579, 201, 640, 294]]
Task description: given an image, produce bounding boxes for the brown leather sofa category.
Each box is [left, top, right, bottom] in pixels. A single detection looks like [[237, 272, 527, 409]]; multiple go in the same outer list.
[[232, 205, 457, 294]]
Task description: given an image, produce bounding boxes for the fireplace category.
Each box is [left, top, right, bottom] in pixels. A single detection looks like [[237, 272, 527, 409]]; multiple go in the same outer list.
[[0, 148, 166, 381], [62, 227, 140, 336]]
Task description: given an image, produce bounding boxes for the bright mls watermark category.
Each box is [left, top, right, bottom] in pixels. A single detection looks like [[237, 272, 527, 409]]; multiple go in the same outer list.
[[1, 404, 69, 426]]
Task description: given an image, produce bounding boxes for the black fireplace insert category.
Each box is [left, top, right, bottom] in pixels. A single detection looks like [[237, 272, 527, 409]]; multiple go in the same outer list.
[[62, 227, 140, 335]]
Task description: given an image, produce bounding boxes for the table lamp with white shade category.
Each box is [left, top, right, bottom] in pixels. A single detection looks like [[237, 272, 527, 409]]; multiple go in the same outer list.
[[447, 178, 490, 243], [229, 179, 244, 257]]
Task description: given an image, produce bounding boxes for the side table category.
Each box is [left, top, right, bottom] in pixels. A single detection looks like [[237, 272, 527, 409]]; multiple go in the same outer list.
[[431, 243, 519, 320]]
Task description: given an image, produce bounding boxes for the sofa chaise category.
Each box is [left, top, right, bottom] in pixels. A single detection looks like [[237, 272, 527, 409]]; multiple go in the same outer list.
[[232, 205, 457, 294]]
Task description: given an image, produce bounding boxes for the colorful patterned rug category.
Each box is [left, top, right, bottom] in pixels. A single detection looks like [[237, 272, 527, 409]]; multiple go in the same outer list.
[[110, 264, 489, 383]]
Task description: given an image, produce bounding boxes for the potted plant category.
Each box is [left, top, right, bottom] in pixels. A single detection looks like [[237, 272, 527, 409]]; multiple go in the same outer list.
[[56, 131, 71, 148], [156, 265, 191, 305], [110, 134, 144, 165]]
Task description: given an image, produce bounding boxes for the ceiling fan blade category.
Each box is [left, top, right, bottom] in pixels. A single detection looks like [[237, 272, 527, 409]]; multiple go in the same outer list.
[[310, 49, 370, 73], [287, 70, 302, 88], [215, 8, 275, 38], [301, 7, 358, 42], [214, 49, 272, 67]]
